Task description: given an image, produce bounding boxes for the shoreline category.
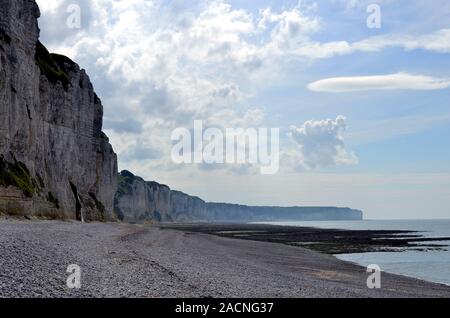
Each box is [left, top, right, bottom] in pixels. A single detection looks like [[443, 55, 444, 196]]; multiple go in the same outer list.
[[162, 223, 450, 254], [334, 254, 450, 288], [1, 219, 450, 298], [165, 223, 450, 296], [258, 220, 450, 287], [163, 222, 450, 287]]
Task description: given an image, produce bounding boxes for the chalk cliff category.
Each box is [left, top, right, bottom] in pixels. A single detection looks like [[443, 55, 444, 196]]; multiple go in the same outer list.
[[0, 0, 362, 223], [114, 170, 207, 222], [115, 171, 363, 223], [0, 0, 118, 220], [203, 204, 363, 222]]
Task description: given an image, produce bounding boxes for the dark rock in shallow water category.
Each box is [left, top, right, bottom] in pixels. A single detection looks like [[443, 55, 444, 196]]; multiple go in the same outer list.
[[163, 223, 450, 255], [0, 0, 118, 221]]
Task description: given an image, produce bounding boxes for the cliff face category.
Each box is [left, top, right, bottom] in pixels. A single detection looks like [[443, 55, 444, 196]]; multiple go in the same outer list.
[[115, 171, 363, 223], [114, 171, 207, 223], [114, 171, 173, 222], [0, 0, 118, 220], [0, 0, 360, 223], [203, 204, 363, 221]]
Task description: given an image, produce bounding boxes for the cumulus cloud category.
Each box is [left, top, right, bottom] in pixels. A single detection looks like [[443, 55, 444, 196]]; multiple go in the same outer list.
[[35, 0, 323, 173], [34, 0, 450, 176], [308, 73, 450, 93], [289, 116, 358, 169], [36, 0, 94, 43]]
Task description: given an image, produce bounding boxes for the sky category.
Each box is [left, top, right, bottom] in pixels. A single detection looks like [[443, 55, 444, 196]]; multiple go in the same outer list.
[[35, 0, 450, 219]]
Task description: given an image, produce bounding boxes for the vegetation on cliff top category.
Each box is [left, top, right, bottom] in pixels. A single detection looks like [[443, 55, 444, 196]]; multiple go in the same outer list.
[[117, 170, 169, 200], [35, 41, 71, 91], [116, 170, 136, 199]]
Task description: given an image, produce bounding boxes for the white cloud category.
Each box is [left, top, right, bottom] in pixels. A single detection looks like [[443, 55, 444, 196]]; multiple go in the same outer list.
[[353, 29, 450, 54], [276, 28, 450, 60], [308, 73, 450, 93], [288, 116, 358, 169], [34, 0, 450, 176], [36, 0, 64, 13], [35, 0, 325, 174]]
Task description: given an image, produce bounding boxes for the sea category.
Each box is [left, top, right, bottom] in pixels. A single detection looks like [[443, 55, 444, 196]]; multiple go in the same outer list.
[[260, 219, 450, 286]]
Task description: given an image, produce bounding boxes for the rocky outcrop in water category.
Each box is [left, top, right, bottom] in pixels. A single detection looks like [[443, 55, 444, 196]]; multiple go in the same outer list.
[[0, 0, 118, 220], [115, 171, 363, 223]]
